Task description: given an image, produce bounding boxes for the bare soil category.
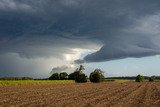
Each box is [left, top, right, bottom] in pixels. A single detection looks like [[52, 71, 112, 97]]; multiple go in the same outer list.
[[0, 82, 160, 107]]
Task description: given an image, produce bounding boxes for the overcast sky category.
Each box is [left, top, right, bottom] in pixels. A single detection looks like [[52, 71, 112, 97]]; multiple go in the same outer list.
[[0, 0, 160, 78]]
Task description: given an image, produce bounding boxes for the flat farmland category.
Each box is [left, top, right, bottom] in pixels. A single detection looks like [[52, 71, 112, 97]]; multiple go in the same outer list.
[[0, 81, 160, 107]]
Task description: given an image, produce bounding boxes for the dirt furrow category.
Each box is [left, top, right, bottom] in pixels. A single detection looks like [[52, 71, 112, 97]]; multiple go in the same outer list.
[[97, 83, 143, 107], [17, 83, 124, 106], [58, 83, 136, 107], [113, 82, 154, 107], [151, 83, 160, 105], [0, 82, 160, 107], [26, 83, 122, 106]]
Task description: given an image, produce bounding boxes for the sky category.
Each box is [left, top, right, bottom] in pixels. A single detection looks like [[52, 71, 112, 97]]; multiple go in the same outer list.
[[0, 0, 160, 78]]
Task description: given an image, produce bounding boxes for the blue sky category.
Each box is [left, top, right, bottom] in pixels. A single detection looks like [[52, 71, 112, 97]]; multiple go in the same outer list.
[[89, 56, 160, 77], [0, 0, 160, 78]]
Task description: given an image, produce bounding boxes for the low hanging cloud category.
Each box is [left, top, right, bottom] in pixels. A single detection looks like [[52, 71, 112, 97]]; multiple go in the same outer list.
[[81, 13, 160, 62], [50, 65, 72, 74], [83, 43, 160, 63]]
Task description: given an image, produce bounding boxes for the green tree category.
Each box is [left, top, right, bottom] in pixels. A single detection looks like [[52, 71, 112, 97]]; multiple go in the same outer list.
[[68, 65, 87, 83], [75, 73, 87, 83], [68, 68, 79, 80], [49, 73, 59, 80], [68, 72, 75, 80], [135, 75, 144, 82], [89, 69, 105, 83], [59, 72, 68, 80], [79, 65, 85, 73]]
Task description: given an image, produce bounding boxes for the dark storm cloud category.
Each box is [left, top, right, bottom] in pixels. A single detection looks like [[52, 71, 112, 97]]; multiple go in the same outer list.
[[0, 0, 160, 62]]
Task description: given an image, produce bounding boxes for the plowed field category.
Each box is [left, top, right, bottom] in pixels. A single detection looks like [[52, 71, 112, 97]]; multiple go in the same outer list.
[[0, 82, 160, 107]]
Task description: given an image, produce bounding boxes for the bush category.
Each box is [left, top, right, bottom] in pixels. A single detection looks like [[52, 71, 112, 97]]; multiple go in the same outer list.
[[59, 72, 68, 80], [89, 69, 105, 83], [135, 75, 144, 82], [49, 73, 59, 80]]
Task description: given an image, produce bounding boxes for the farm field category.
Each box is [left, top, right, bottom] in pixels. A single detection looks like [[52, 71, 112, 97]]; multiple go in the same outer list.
[[0, 81, 160, 107]]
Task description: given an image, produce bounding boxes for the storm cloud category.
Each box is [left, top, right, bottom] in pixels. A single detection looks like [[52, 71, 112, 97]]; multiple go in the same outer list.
[[0, 0, 160, 77]]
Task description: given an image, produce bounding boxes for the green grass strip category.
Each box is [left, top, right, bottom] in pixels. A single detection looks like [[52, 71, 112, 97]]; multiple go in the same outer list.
[[0, 80, 75, 86]]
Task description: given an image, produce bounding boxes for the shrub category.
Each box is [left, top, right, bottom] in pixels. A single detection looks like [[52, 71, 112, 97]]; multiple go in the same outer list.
[[49, 73, 59, 80], [59, 72, 68, 80], [135, 75, 144, 82], [89, 69, 105, 83]]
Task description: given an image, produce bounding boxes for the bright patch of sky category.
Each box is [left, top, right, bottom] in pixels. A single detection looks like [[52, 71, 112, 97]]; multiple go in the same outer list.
[[89, 55, 160, 77]]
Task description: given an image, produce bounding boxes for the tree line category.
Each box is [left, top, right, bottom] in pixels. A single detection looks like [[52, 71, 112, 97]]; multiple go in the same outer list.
[[49, 65, 158, 83], [49, 65, 105, 83], [106, 76, 160, 80], [0, 77, 33, 80]]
